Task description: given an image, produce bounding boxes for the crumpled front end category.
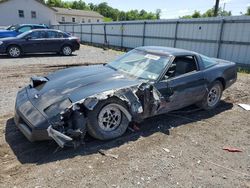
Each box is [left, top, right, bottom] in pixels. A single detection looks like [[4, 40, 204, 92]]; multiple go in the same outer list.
[[47, 82, 165, 148], [14, 88, 51, 141]]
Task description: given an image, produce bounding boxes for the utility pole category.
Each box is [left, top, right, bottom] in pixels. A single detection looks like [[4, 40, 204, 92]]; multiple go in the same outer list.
[[214, 0, 220, 17]]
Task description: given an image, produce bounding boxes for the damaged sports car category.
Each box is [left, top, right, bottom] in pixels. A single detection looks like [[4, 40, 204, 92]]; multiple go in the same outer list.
[[14, 46, 237, 147]]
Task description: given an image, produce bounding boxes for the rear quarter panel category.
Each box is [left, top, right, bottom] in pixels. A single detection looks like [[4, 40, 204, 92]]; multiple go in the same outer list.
[[202, 60, 237, 89]]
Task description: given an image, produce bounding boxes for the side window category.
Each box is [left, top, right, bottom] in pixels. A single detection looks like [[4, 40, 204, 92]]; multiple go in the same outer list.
[[27, 31, 46, 39], [165, 56, 198, 79], [200, 55, 217, 69], [17, 26, 32, 33], [57, 32, 64, 38], [47, 31, 64, 38]]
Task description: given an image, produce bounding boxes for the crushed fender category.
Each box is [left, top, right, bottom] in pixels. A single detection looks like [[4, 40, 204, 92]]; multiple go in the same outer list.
[[48, 82, 165, 148]]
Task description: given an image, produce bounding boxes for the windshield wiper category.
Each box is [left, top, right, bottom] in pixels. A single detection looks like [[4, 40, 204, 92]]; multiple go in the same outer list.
[[105, 64, 117, 71]]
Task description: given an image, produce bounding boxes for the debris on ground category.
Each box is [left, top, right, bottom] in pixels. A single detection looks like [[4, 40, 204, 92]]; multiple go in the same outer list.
[[223, 147, 243, 152], [238, 103, 250, 111], [98, 149, 119, 159], [162, 148, 170, 153], [207, 161, 250, 177]]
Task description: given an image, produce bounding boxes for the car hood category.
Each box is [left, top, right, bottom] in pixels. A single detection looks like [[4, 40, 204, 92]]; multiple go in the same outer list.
[[0, 30, 16, 38], [0, 37, 17, 41], [27, 64, 143, 114]]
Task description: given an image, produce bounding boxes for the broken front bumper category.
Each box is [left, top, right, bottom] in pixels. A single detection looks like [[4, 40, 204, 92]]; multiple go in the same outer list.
[[14, 88, 51, 142]]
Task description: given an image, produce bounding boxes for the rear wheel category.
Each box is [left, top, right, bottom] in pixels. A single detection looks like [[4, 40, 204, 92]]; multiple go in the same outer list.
[[8, 45, 21, 58], [87, 98, 129, 140], [61, 45, 72, 56], [198, 81, 223, 110]]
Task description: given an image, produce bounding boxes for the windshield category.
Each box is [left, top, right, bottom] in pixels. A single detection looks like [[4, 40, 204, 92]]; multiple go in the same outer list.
[[16, 30, 32, 38], [107, 49, 171, 80], [6, 25, 19, 31]]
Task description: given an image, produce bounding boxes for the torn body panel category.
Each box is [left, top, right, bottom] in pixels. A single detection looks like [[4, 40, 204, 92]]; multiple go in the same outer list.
[[49, 82, 165, 147]]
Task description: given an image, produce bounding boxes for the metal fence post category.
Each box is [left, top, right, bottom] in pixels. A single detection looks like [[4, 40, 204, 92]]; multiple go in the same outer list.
[[64, 25, 66, 32], [104, 23, 107, 45], [80, 24, 83, 42], [173, 21, 179, 48], [142, 21, 146, 46], [72, 24, 74, 35], [90, 24, 93, 44], [121, 23, 124, 48], [216, 19, 225, 58]]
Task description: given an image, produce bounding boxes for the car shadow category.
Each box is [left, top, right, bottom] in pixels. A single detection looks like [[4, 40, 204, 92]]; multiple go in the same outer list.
[[0, 53, 77, 59], [5, 101, 233, 165]]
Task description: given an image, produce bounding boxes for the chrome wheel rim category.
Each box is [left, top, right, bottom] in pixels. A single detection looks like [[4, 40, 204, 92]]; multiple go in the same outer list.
[[98, 104, 122, 132], [207, 84, 221, 107], [9, 47, 20, 57], [63, 46, 72, 55]]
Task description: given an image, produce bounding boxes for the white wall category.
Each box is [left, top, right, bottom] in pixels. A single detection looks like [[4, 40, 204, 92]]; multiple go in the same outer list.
[[0, 0, 56, 26], [56, 14, 102, 24]]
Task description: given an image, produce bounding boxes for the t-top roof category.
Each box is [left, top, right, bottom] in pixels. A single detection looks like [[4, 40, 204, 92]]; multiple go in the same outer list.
[[136, 46, 197, 56]]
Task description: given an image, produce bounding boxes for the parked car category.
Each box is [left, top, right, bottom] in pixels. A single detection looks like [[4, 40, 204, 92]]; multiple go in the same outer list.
[[0, 24, 48, 38], [14, 46, 237, 147], [0, 29, 80, 57]]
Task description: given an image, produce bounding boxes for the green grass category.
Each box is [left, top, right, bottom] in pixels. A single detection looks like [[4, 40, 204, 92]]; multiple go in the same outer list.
[[238, 67, 250, 74]]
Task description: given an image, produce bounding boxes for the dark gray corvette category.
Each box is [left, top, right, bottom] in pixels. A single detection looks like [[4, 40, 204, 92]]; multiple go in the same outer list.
[[14, 46, 237, 147]]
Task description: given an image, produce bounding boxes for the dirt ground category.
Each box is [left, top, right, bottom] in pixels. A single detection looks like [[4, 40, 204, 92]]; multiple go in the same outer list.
[[0, 45, 249, 188]]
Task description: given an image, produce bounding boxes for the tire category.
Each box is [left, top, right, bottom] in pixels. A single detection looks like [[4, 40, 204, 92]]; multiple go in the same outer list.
[[61, 45, 72, 56], [7, 45, 21, 58], [87, 98, 130, 140], [198, 81, 223, 110]]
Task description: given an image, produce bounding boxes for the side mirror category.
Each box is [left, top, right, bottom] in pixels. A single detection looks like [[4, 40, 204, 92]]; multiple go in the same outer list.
[[25, 36, 32, 40]]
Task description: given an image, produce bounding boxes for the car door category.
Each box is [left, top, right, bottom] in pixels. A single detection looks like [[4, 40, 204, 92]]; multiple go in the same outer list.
[[154, 55, 207, 112], [44, 31, 65, 52], [21, 31, 47, 53]]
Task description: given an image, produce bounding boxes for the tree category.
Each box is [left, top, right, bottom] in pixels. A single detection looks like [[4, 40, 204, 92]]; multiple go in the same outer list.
[[46, 0, 159, 21], [46, 0, 64, 7], [155, 9, 161, 19], [192, 11, 202, 18], [246, 7, 250, 15], [181, 7, 232, 18]]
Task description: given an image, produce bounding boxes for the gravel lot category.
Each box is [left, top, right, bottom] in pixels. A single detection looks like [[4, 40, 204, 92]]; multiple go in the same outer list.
[[0, 45, 249, 188]]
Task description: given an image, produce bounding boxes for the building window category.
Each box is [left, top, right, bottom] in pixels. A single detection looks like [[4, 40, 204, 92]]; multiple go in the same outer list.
[[72, 17, 76, 23], [97, 19, 100, 22], [88, 19, 91, 23], [82, 18, 85, 23], [62, 17, 65, 22], [18, 10, 24, 18], [31, 11, 36, 19]]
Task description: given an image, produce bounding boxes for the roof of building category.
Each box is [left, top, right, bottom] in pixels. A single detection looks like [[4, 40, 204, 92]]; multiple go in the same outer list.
[[0, 0, 57, 11], [53, 7, 104, 18]]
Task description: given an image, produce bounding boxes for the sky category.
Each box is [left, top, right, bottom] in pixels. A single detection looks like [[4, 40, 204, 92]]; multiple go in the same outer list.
[[65, 0, 250, 18]]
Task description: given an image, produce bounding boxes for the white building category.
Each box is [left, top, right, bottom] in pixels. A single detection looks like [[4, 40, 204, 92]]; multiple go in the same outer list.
[[0, 0, 57, 26], [53, 7, 104, 24], [0, 0, 104, 27]]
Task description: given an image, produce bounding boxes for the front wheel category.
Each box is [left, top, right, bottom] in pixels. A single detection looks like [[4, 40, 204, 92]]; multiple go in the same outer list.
[[61, 46, 72, 56], [87, 98, 129, 140], [198, 81, 223, 110], [8, 46, 21, 58]]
